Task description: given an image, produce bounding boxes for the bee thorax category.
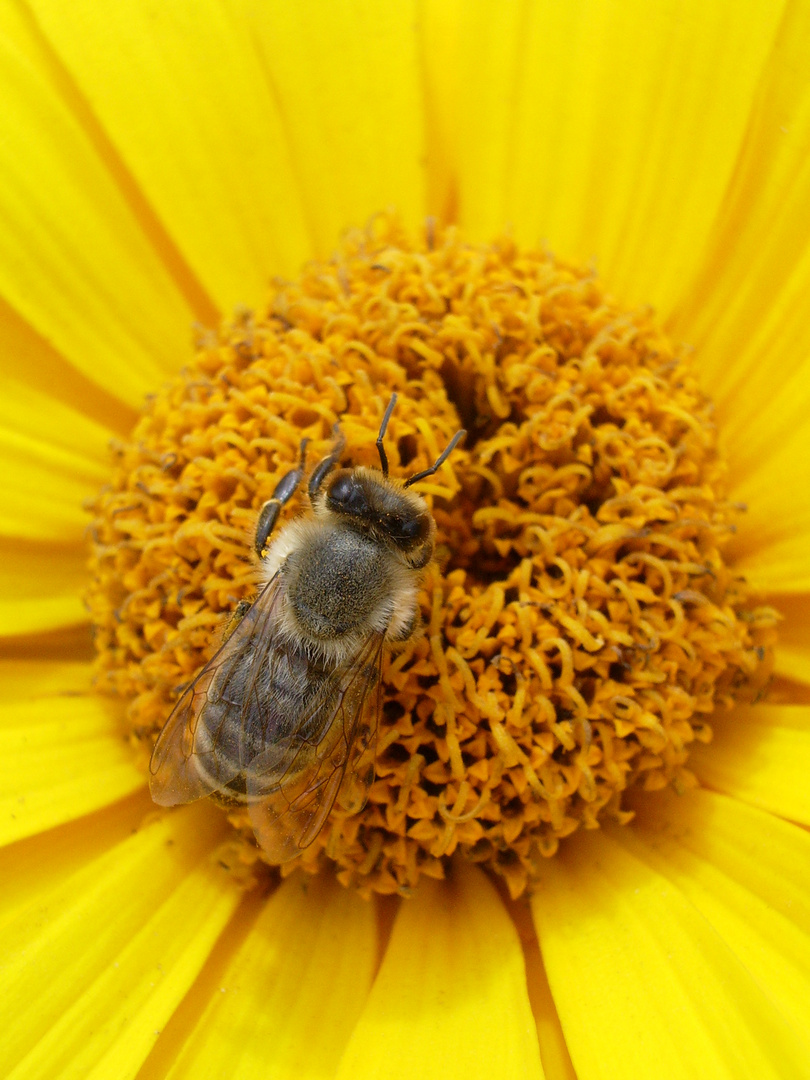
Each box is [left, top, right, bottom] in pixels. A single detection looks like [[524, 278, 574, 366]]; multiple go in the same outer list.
[[285, 526, 396, 640]]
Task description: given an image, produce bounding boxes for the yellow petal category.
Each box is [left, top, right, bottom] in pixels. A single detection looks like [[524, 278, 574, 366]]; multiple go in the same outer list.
[[0, 658, 92, 699], [337, 861, 543, 1080], [628, 786, 810, 936], [245, 0, 427, 253], [149, 872, 376, 1080], [0, 806, 240, 1080], [421, 0, 523, 237], [531, 829, 810, 1080], [0, 298, 136, 438], [587, 0, 783, 315], [709, 397, 810, 593], [0, 541, 88, 636], [27, 0, 313, 311], [672, 1, 810, 411], [0, 378, 112, 464], [2, 625, 92, 664], [689, 703, 810, 825], [0, 461, 91, 541], [702, 347, 810, 501], [506, 895, 577, 1080], [0, 12, 201, 407], [418, 0, 465, 222], [0, 693, 144, 845], [0, 382, 111, 540], [0, 789, 153, 924], [667, 4, 810, 597], [423, 0, 784, 319], [613, 818, 810, 1035], [771, 594, 810, 685], [725, 413, 810, 593]]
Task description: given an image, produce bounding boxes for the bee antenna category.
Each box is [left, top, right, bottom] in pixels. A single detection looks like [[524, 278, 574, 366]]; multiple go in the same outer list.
[[404, 428, 466, 488], [376, 393, 398, 476]]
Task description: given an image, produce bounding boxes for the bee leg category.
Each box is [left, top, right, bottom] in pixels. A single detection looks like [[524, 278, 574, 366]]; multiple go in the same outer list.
[[222, 599, 252, 641], [308, 425, 347, 500], [255, 438, 309, 559]]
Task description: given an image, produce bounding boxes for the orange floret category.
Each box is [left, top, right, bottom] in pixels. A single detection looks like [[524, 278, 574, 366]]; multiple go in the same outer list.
[[87, 218, 776, 898]]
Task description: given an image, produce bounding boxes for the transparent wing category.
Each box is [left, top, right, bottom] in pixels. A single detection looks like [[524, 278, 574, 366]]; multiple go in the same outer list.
[[149, 576, 284, 806], [246, 631, 385, 863]]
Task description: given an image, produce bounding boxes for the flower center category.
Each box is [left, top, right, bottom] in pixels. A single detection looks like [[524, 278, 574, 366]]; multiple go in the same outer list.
[[87, 218, 776, 899]]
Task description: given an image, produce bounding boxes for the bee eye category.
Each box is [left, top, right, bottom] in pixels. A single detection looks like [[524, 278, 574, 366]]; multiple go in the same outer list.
[[395, 517, 420, 539], [387, 512, 429, 547], [329, 475, 354, 505], [328, 474, 368, 515]]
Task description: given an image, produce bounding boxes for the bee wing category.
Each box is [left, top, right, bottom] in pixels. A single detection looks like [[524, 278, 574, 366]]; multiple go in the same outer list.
[[149, 576, 284, 806], [245, 631, 385, 863]]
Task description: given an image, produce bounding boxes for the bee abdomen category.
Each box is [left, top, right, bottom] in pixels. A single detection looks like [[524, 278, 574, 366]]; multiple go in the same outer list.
[[196, 639, 337, 800]]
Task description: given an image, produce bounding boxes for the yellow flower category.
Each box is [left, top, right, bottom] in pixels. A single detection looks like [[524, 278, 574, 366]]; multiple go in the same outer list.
[[2, 2, 809, 1079]]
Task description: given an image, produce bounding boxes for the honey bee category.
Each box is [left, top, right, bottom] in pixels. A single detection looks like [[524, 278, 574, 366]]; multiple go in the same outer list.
[[149, 395, 464, 862]]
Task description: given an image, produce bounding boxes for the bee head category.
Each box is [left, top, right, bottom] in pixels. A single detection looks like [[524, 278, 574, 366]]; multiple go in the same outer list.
[[321, 468, 435, 569]]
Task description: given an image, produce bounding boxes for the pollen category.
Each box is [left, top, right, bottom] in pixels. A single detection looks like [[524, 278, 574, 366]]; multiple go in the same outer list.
[[87, 217, 776, 899]]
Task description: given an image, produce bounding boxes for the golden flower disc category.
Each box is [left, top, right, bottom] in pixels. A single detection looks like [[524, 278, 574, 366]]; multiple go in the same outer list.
[[87, 219, 775, 898]]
